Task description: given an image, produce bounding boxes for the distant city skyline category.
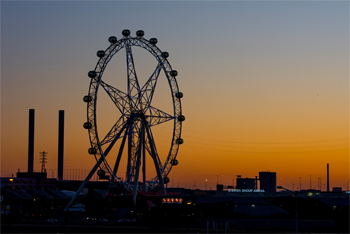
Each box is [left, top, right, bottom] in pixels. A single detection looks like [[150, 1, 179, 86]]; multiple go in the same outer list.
[[1, 1, 349, 191]]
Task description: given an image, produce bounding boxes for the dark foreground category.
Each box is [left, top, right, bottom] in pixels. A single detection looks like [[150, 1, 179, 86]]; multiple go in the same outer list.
[[1, 221, 348, 234], [2, 187, 349, 233]]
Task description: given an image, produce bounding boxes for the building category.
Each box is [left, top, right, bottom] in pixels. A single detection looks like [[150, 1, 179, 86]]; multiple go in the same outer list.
[[259, 171, 276, 193], [236, 177, 256, 190]]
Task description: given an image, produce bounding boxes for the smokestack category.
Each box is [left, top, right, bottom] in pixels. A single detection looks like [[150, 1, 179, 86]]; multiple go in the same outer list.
[[28, 109, 35, 173], [58, 110, 64, 180], [327, 163, 329, 192]]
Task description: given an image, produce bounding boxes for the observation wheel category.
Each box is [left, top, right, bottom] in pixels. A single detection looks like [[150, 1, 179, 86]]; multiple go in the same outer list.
[[82, 29, 184, 202]]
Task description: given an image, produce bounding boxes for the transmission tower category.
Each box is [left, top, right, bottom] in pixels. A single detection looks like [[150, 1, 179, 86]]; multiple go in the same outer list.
[[39, 151, 48, 173]]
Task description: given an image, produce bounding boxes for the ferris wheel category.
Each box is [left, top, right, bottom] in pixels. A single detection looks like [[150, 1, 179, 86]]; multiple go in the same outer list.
[[65, 29, 184, 208]]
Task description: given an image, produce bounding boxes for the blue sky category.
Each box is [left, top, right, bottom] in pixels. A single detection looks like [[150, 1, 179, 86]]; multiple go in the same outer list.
[[1, 1, 349, 190]]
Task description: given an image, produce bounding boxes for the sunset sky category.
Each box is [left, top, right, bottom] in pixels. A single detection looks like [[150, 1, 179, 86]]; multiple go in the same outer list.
[[1, 1, 349, 191]]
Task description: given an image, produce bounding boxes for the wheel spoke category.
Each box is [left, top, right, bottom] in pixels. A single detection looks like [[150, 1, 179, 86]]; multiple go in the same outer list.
[[146, 106, 174, 126], [126, 45, 141, 107], [100, 81, 132, 115], [139, 64, 162, 110], [100, 116, 127, 146]]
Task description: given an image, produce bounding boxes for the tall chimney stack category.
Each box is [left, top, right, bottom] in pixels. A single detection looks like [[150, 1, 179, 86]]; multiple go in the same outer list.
[[58, 110, 64, 180], [327, 163, 329, 192], [28, 109, 35, 173]]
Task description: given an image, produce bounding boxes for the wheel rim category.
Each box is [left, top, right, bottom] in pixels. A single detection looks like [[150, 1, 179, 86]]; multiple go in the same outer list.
[[85, 30, 183, 193]]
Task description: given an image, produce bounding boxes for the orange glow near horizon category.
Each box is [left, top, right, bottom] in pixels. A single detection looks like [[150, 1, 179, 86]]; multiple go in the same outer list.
[[1, 1, 349, 192], [1, 104, 348, 191]]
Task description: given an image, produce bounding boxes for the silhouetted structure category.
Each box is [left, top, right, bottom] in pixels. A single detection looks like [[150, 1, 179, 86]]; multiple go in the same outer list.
[[259, 171, 276, 193], [327, 163, 329, 192], [39, 151, 48, 173], [216, 184, 224, 191], [236, 177, 256, 190], [28, 109, 35, 173], [16, 172, 50, 189], [58, 110, 64, 180]]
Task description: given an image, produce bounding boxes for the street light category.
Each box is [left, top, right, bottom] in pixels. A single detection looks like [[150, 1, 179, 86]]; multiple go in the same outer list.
[[9, 178, 14, 230], [277, 186, 298, 234], [205, 179, 208, 190], [9, 178, 14, 191]]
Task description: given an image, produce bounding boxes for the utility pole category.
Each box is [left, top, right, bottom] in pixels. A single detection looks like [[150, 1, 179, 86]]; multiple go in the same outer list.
[[309, 175, 312, 189], [39, 151, 48, 173]]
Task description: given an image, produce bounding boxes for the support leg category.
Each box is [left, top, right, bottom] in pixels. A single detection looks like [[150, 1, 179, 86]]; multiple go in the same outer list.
[[126, 122, 133, 183], [142, 130, 146, 191], [64, 156, 103, 211], [133, 120, 144, 204], [64, 123, 127, 211], [144, 123, 166, 195], [112, 123, 130, 179]]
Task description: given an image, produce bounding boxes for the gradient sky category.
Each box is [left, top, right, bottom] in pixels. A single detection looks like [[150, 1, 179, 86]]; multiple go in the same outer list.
[[1, 1, 349, 191]]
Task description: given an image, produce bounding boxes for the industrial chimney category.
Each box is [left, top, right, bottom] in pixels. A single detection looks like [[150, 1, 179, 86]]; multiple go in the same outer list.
[[58, 110, 64, 180], [28, 109, 35, 173]]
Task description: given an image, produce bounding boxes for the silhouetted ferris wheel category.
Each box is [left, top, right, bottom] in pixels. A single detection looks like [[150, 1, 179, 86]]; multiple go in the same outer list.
[[67, 29, 184, 206]]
